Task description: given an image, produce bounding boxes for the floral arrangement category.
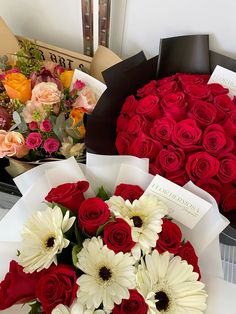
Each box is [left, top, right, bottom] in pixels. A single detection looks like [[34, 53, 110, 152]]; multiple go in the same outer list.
[[115, 73, 236, 219], [0, 40, 98, 161], [0, 179, 207, 313]]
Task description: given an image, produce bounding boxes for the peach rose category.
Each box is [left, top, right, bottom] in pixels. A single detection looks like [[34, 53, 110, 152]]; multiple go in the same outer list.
[[32, 82, 61, 105], [0, 130, 29, 158], [72, 87, 97, 113], [3, 73, 32, 103]]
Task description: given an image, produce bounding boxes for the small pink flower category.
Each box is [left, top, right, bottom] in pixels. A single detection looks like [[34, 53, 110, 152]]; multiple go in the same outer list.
[[28, 121, 38, 131], [43, 137, 60, 153], [40, 119, 52, 132], [54, 65, 65, 76], [26, 132, 42, 149], [0, 130, 28, 158], [73, 80, 85, 92]]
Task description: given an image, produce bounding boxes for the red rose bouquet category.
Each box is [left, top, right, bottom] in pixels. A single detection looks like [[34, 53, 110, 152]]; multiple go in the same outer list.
[[0, 156, 212, 314], [115, 73, 236, 223]]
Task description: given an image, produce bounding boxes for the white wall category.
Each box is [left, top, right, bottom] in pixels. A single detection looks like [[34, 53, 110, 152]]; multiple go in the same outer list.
[[120, 0, 236, 59], [1, 0, 236, 61], [0, 0, 84, 53]]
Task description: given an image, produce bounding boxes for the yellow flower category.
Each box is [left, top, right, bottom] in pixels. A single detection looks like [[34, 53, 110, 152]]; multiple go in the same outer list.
[[3, 73, 32, 103], [60, 70, 74, 88]]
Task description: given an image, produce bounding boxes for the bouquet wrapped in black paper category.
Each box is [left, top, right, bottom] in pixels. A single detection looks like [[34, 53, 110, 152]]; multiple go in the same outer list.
[[85, 35, 236, 226]]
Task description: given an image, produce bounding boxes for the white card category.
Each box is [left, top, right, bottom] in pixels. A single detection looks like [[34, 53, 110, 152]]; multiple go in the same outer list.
[[144, 175, 212, 229], [70, 69, 107, 99], [208, 65, 236, 97]]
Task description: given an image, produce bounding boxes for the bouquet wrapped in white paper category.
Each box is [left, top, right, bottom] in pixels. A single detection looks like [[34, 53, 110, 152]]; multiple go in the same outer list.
[[0, 153, 235, 314]]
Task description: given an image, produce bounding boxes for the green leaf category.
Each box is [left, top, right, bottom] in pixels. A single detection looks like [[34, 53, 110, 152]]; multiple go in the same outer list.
[[74, 224, 83, 247], [96, 186, 109, 201], [28, 300, 42, 314], [72, 244, 82, 268]]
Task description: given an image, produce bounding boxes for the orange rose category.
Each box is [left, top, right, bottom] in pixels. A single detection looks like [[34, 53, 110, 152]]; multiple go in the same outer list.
[[3, 73, 32, 103], [70, 108, 84, 128], [60, 70, 74, 88]]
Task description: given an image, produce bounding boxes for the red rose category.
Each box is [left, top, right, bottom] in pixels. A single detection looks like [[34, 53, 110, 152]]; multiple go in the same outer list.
[[127, 115, 151, 136], [161, 91, 186, 121], [217, 153, 236, 183], [221, 184, 236, 213], [202, 124, 227, 155], [149, 162, 165, 176], [78, 197, 110, 235], [45, 181, 89, 213], [172, 119, 202, 149], [165, 168, 189, 186], [136, 95, 162, 121], [36, 264, 77, 314], [129, 132, 163, 162], [157, 81, 179, 97], [208, 83, 229, 96], [155, 219, 182, 254], [150, 117, 175, 145], [214, 94, 234, 123], [186, 151, 219, 181], [103, 218, 135, 254], [121, 95, 138, 118], [113, 289, 148, 314], [114, 183, 144, 202], [177, 73, 210, 86], [184, 84, 211, 101], [116, 114, 130, 132], [116, 132, 134, 155], [178, 241, 201, 280], [156, 74, 176, 86], [137, 80, 158, 97], [157, 145, 185, 173], [222, 110, 236, 138], [0, 106, 12, 130], [196, 178, 222, 204], [0, 260, 39, 310], [188, 100, 217, 127]]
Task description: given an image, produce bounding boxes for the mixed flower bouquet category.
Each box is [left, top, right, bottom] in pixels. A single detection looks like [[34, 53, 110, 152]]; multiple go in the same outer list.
[[0, 155, 217, 314], [0, 40, 104, 162], [115, 73, 236, 221]]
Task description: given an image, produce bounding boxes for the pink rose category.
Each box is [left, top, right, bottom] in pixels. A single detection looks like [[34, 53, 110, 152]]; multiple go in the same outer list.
[[72, 87, 97, 114], [43, 138, 60, 153], [40, 119, 52, 132], [26, 132, 42, 149], [72, 79, 85, 91], [28, 121, 38, 131]]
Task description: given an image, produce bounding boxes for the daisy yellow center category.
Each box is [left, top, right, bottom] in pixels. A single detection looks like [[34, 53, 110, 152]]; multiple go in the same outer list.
[[99, 266, 112, 281], [45, 235, 55, 249], [131, 215, 143, 227]]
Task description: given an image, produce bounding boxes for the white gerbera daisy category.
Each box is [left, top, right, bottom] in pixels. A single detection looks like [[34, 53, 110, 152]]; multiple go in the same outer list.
[[106, 195, 168, 253], [137, 250, 207, 314], [76, 237, 136, 311], [52, 300, 106, 314], [19, 205, 76, 273]]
